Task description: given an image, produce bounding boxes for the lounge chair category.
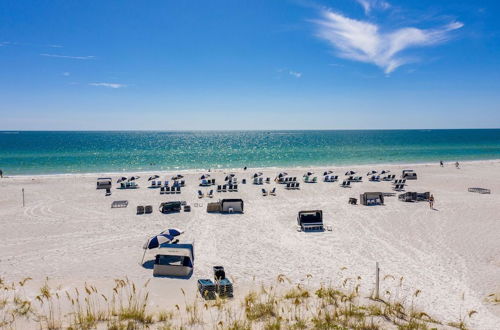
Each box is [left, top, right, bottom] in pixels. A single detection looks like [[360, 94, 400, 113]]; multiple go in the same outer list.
[[270, 187, 276, 196], [233, 184, 238, 192], [137, 205, 145, 215], [198, 190, 204, 198], [181, 180, 185, 186], [266, 177, 270, 184], [295, 182, 300, 189], [312, 177, 317, 183], [262, 188, 267, 196], [208, 190, 213, 198], [286, 182, 291, 189], [222, 184, 227, 192], [166, 186, 171, 194], [176, 186, 181, 193], [217, 185, 222, 192], [160, 186, 165, 194], [145, 205, 153, 214], [228, 184, 234, 192]]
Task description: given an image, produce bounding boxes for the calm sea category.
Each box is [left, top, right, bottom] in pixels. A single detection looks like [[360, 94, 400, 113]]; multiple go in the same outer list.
[[1, 130, 500, 175]]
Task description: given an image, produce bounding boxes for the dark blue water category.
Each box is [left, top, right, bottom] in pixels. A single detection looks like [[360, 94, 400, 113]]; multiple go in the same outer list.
[[1, 130, 500, 175]]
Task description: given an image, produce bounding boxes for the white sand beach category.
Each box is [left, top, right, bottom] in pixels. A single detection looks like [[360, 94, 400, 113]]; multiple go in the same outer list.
[[1, 160, 499, 328]]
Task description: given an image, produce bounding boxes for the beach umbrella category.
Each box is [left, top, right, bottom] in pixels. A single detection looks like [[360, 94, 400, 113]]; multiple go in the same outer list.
[[307, 171, 313, 176], [345, 171, 356, 175], [366, 170, 377, 176], [117, 177, 127, 183], [199, 174, 210, 180], [148, 175, 159, 181], [128, 176, 140, 181], [143, 234, 174, 249], [143, 229, 184, 250], [160, 228, 184, 236], [380, 170, 390, 174], [253, 173, 259, 178]]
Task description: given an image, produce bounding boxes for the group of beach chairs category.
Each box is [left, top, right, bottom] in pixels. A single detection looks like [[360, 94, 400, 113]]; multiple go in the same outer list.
[[347, 176, 363, 182], [382, 174, 396, 181], [261, 187, 276, 196], [324, 175, 339, 182], [340, 180, 351, 188], [369, 175, 381, 182], [198, 266, 234, 300], [200, 179, 216, 186], [198, 190, 214, 198], [151, 180, 185, 188], [285, 182, 300, 189], [278, 176, 297, 184], [253, 177, 271, 185], [120, 181, 139, 189], [160, 185, 182, 194], [303, 176, 318, 183], [136, 205, 153, 215], [392, 179, 407, 191], [217, 184, 238, 192]]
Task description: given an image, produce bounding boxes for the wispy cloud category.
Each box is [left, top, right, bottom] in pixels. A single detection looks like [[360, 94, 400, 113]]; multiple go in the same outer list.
[[356, 0, 391, 15], [288, 70, 302, 78], [89, 82, 126, 89], [40, 53, 95, 60], [62, 72, 70, 76], [313, 9, 463, 74]]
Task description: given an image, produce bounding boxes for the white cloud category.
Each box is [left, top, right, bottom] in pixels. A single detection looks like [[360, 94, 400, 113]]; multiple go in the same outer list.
[[289, 70, 302, 78], [40, 53, 95, 60], [89, 82, 126, 89], [62, 72, 70, 76], [356, 0, 391, 15], [313, 10, 463, 74]]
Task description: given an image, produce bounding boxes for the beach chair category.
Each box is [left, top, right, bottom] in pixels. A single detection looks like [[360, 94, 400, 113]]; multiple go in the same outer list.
[[295, 182, 300, 190], [312, 177, 317, 183], [266, 177, 270, 184], [259, 177, 263, 185], [228, 184, 234, 192], [198, 190, 204, 198], [176, 186, 181, 193], [285, 182, 291, 189], [145, 205, 153, 214], [217, 185, 222, 192], [198, 279, 216, 300], [211, 179, 216, 185], [233, 184, 238, 192], [208, 190, 213, 198], [262, 188, 267, 196], [136, 205, 145, 215], [160, 186, 165, 194], [253, 177, 259, 185], [270, 187, 276, 196], [166, 186, 171, 194], [222, 184, 227, 192], [180, 180, 185, 187], [216, 278, 234, 298]]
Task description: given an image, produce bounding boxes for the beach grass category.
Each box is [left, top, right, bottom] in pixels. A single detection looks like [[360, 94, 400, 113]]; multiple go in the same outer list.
[[0, 274, 479, 329]]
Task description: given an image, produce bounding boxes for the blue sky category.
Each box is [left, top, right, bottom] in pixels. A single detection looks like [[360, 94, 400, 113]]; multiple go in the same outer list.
[[1, 0, 499, 130]]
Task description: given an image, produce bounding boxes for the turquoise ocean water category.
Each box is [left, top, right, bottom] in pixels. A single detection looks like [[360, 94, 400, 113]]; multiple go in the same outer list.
[[1, 130, 500, 175]]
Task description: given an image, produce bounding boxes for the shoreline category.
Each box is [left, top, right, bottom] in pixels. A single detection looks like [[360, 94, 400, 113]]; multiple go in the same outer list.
[[3, 158, 500, 179]]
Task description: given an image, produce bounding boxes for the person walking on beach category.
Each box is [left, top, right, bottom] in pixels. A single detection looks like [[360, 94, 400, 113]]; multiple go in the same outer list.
[[440, 160, 443, 167], [0, 169, 3, 178], [429, 194, 435, 209], [455, 161, 460, 169]]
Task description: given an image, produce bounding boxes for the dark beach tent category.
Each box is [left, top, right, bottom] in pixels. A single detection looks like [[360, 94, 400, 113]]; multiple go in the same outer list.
[[117, 177, 127, 183], [159, 201, 182, 213], [148, 175, 160, 181]]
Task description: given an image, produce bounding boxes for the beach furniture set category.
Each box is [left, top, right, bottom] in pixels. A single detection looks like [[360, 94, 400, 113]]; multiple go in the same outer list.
[[324, 175, 339, 182], [206, 199, 244, 213], [216, 184, 239, 192], [159, 201, 183, 213], [398, 192, 430, 202], [296, 210, 332, 232], [261, 187, 276, 196], [468, 187, 491, 194], [360, 192, 384, 206], [137, 205, 153, 214], [303, 176, 318, 183], [120, 181, 139, 189], [199, 178, 216, 186], [198, 266, 234, 300]]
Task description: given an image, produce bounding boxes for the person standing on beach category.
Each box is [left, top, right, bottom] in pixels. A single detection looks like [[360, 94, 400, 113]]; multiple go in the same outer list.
[[455, 161, 460, 169], [429, 194, 435, 209], [0, 169, 2, 178], [440, 160, 443, 167]]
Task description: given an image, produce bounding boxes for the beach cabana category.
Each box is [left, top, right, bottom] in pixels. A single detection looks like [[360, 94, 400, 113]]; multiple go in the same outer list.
[[159, 201, 182, 213], [398, 192, 430, 202], [297, 210, 324, 231], [143, 241, 194, 278], [220, 199, 244, 213], [360, 192, 384, 206], [96, 177, 112, 189]]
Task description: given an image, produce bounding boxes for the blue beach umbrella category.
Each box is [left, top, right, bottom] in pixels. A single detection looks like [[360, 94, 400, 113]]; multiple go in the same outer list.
[[160, 228, 184, 237], [144, 234, 174, 249]]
